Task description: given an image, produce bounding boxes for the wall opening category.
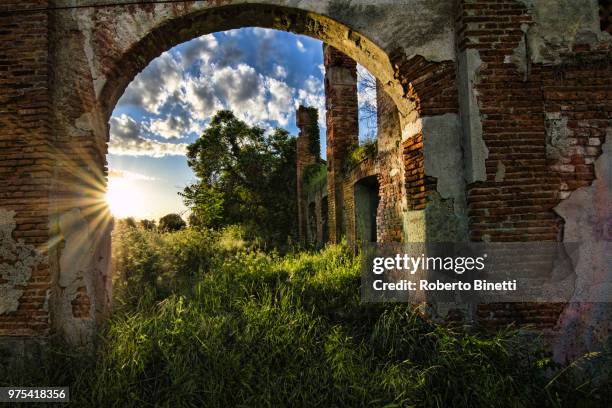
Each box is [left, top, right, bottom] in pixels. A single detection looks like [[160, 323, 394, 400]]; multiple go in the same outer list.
[[357, 65, 378, 144], [307, 201, 316, 244], [50, 2, 419, 344], [354, 175, 380, 244], [321, 196, 329, 244]]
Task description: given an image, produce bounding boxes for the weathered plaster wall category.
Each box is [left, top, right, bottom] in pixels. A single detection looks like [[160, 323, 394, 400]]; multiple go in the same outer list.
[[422, 114, 468, 242], [519, 0, 611, 64], [552, 130, 611, 362]]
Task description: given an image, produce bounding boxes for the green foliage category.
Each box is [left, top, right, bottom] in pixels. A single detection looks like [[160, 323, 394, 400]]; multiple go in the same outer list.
[[158, 213, 186, 232], [119, 217, 137, 228], [110, 222, 218, 307], [183, 184, 224, 229], [140, 219, 156, 230], [2, 229, 609, 407], [344, 138, 377, 172], [305, 106, 320, 159], [182, 110, 297, 247], [302, 161, 327, 191]]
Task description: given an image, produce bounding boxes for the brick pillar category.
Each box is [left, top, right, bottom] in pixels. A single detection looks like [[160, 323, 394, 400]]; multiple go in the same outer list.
[[323, 44, 359, 243], [0, 1, 53, 341], [296, 106, 318, 244]]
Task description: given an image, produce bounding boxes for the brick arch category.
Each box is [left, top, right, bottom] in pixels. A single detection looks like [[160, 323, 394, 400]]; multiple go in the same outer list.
[[62, 1, 445, 347], [2, 0, 469, 349], [95, 2, 454, 249], [97, 3, 410, 124]]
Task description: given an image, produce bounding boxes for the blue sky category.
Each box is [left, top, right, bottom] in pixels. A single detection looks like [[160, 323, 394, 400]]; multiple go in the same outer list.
[[107, 28, 375, 220]]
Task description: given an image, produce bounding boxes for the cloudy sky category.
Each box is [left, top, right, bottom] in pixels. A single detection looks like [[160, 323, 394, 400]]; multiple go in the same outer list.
[[107, 28, 375, 220]]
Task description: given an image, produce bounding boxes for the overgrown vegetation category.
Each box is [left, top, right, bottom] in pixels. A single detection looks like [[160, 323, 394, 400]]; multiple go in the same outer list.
[[1, 223, 609, 407], [305, 106, 321, 159], [302, 161, 327, 192], [345, 137, 377, 172]]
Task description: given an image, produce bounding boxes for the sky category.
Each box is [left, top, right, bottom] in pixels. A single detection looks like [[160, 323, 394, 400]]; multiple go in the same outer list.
[[107, 28, 376, 220]]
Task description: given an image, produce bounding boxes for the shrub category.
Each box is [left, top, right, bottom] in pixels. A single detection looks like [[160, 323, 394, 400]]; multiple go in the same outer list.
[[158, 213, 186, 232], [344, 139, 377, 172]]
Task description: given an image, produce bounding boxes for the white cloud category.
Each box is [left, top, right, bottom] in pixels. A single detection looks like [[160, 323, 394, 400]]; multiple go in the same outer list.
[[296, 39, 306, 53], [180, 34, 218, 67], [148, 114, 196, 139], [265, 77, 293, 126], [211, 63, 268, 125], [112, 29, 329, 157], [108, 168, 156, 181], [252, 27, 275, 39], [304, 75, 321, 94], [109, 114, 187, 157], [182, 74, 223, 118], [117, 52, 182, 114], [273, 64, 287, 79], [223, 29, 241, 37]]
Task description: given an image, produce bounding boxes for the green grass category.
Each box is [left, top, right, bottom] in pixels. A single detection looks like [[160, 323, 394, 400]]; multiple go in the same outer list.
[[1, 225, 610, 407]]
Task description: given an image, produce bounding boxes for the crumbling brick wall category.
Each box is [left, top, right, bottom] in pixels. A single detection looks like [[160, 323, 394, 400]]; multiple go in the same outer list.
[[1, 0, 610, 361], [456, 0, 611, 335], [324, 45, 359, 243], [0, 0, 52, 338]]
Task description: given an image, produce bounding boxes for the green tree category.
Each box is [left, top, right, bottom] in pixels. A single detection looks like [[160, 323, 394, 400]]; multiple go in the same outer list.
[[158, 213, 186, 232], [182, 110, 297, 245], [140, 219, 156, 230], [183, 184, 224, 229]]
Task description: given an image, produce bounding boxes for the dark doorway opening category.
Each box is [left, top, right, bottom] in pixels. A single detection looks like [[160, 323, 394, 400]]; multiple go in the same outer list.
[[354, 175, 380, 243]]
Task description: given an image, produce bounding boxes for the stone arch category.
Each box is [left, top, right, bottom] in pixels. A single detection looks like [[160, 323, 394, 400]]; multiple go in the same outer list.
[[97, 3, 411, 125], [5, 0, 463, 347]]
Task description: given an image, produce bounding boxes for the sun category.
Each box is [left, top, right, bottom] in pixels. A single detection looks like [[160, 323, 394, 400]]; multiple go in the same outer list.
[[106, 178, 144, 218]]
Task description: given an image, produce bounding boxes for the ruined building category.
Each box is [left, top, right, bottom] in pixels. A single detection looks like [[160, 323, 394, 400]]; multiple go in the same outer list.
[[297, 45, 408, 248], [1, 1, 611, 362]]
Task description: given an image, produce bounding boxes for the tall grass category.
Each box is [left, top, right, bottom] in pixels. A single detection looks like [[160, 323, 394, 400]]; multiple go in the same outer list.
[[1, 224, 610, 407]]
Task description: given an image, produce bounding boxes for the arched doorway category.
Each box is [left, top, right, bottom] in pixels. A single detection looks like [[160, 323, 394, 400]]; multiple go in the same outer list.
[[40, 1, 461, 346]]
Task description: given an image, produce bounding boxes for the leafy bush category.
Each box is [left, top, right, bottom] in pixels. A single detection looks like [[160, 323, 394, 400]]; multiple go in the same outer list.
[[302, 161, 327, 192], [2, 231, 610, 407], [158, 213, 186, 232], [344, 138, 377, 172]]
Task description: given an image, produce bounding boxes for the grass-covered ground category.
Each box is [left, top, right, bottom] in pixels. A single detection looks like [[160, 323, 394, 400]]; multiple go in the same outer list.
[[1, 225, 610, 407]]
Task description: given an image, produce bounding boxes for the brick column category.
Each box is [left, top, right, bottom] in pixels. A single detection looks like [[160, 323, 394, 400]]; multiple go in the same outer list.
[[296, 106, 318, 244], [323, 44, 359, 243], [0, 1, 53, 341]]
